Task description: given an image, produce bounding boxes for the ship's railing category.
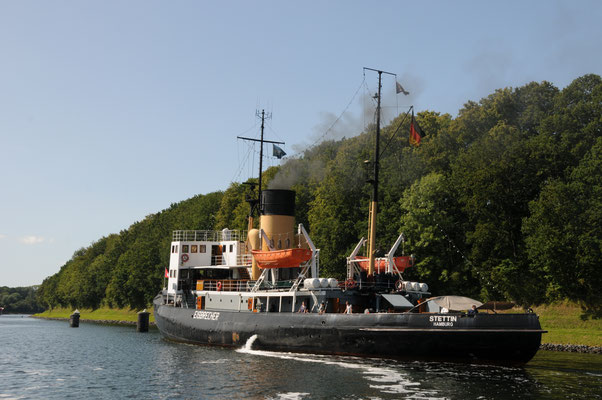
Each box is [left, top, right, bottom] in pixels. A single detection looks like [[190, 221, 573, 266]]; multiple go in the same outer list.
[[210, 254, 253, 265], [173, 230, 247, 242], [197, 280, 252, 292], [196, 279, 295, 292], [239, 254, 253, 264]]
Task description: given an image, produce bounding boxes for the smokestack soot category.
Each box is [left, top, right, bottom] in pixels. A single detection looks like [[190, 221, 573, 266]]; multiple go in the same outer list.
[[261, 189, 295, 216]]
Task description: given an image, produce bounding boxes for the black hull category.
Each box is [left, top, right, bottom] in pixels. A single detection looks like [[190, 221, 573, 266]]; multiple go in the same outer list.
[[153, 295, 544, 364]]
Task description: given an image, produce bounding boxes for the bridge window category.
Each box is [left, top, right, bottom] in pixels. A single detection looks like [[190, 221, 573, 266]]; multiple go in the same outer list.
[[200, 245, 206, 253], [191, 245, 198, 253], [182, 245, 189, 253], [229, 244, 233, 252]]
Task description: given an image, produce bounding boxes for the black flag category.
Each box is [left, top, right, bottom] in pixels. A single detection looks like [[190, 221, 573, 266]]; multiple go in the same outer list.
[[273, 144, 286, 159], [396, 81, 409, 95]]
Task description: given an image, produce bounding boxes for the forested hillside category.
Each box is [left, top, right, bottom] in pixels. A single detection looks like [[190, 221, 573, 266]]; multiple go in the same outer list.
[[37, 75, 602, 316], [0, 286, 44, 314]]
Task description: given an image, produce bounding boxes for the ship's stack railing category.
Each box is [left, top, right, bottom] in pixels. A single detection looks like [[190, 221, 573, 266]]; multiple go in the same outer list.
[[172, 229, 248, 242]]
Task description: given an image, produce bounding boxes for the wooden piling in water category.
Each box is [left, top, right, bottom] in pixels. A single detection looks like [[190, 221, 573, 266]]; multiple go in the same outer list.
[[137, 309, 149, 332], [69, 310, 80, 327]]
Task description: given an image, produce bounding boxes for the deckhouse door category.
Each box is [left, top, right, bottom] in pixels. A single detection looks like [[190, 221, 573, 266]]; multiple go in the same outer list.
[[211, 245, 223, 265]]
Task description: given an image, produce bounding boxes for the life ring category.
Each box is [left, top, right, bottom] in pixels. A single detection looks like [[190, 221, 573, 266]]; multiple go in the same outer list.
[[216, 281, 222, 291], [395, 280, 404, 291], [345, 279, 356, 289], [181, 254, 189, 262]]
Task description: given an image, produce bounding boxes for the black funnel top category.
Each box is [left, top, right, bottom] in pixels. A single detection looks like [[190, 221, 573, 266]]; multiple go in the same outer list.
[[261, 189, 295, 216]]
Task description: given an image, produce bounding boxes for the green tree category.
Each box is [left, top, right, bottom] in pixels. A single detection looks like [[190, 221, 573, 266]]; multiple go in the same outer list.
[[215, 183, 252, 231], [399, 172, 477, 297], [524, 137, 602, 317]]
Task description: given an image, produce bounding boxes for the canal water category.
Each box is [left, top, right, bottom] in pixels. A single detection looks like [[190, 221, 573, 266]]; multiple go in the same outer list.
[[1, 314, 600, 399]]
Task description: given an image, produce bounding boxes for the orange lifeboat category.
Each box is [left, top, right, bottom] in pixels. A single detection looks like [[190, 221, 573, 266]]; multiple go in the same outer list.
[[251, 248, 313, 269], [354, 255, 414, 274]]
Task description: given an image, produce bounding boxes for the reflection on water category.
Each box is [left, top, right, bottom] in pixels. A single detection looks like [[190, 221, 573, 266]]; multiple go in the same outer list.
[[525, 351, 602, 400], [0, 315, 600, 399]]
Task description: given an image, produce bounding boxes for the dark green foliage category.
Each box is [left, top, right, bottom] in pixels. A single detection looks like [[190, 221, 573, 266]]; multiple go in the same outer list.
[[399, 173, 477, 298], [36, 75, 601, 315], [524, 137, 602, 317], [0, 286, 44, 314]]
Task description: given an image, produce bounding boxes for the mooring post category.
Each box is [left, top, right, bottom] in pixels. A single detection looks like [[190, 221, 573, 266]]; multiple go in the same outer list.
[[69, 309, 80, 328], [137, 309, 150, 332]]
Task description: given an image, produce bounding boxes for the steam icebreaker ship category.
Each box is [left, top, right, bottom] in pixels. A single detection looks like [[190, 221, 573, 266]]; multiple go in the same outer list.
[[153, 189, 545, 364], [154, 70, 544, 364]]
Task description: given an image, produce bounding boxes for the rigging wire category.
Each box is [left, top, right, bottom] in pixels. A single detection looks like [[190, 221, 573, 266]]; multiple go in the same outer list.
[[231, 75, 370, 182], [231, 140, 255, 183], [231, 122, 260, 183], [306, 77, 366, 151], [379, 105, 413, 159]]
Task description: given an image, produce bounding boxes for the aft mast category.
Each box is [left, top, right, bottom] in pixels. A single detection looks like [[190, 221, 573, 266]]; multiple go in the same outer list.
[[363, 68, 396, 277]]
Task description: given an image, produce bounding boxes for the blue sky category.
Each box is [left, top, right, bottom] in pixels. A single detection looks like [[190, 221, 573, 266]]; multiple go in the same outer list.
[[1, 1, 601, 287]]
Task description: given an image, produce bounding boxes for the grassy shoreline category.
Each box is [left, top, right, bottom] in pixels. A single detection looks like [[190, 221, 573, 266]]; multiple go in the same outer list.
[[530, 302, 601, 347], [33, 303, 600, 348], [34, 307, 155, 324]]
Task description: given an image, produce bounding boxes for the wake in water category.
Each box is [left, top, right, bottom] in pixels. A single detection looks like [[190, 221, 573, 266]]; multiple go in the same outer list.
[[240, 333, 259, 352], [237, 334, 367, 369], [236, 334, 434, 397]]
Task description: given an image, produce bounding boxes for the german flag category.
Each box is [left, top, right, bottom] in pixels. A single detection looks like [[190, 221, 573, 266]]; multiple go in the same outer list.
[[409, 111, 425, 146]]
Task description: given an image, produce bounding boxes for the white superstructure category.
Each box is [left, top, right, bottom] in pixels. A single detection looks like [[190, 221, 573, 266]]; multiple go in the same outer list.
[[166, 229, 251, 295]]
